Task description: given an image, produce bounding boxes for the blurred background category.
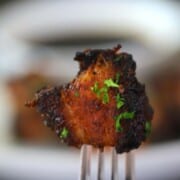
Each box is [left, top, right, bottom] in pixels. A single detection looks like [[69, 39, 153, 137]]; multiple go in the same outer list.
[[0, 0, 180, 180]]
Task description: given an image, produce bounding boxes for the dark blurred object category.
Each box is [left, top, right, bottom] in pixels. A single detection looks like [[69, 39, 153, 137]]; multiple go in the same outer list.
[[148, 51, 180, 143], [7, 73, 59, 144]]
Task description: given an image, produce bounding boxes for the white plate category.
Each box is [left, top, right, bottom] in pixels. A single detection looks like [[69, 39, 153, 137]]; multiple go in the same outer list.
[[0, 141, 180, 180], [0, 1, 179, 80], [1, 1, 179, 51]]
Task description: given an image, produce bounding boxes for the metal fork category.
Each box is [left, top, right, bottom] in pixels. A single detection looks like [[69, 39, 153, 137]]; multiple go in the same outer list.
[[79, 145, 134, 180]]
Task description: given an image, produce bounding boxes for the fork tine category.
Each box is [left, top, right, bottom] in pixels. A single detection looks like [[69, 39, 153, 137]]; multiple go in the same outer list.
[[125, 152, 134, 180], [111, 148, 118, 180], [79, 145, 91, 180], [86, 145, 92, 180], [79, 145, 88, 180], [97, 148, 104, 180], [79, 145, 133, 180]]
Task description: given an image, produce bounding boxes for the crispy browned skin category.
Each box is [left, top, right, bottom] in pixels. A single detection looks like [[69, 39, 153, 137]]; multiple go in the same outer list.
[[26, 45, 153, 153]]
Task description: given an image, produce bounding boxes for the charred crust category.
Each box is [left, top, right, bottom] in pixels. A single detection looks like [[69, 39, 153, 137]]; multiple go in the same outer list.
[[74, 44, 122, 73], [113, 53, 136, 73], [33, 86, 68, 139], [114, 62, 153, 153]]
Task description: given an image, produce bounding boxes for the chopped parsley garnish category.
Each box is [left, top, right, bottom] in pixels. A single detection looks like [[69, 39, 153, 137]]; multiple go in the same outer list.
[[116, 93, 124, 109], [104, 78, 119, 88], [91, 82, 99, 94], [91, 76, 135, 133], [115, 73, 120, 84], [115, 118, 123, 132], [91, 82, 100, 97], [99, 86, 108, 93], [145, 121, 151, 137], [121, 111, 135, 119], [114, 115, 123, 132], [99, 86, 109, 104], [60, 127, 69, 138], [74, 91, 79, 97], [114, 111, 135, 132], [102, 92, 109, 104], [91, 78, 119, 104]]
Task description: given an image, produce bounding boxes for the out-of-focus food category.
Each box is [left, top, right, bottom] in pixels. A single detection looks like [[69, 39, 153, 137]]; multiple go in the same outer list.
[[148, 52, 180, 143], [8, 73, 58, 143], [26, 45, 153, 153]]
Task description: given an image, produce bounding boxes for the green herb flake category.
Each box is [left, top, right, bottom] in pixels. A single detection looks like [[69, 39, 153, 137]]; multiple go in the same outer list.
[[104, 79, 119, 88], [74, 91, 79, 97], [114, 114, 121, 122], [91, 82, 109, 103], [60, 127, 69, 139], [115, 73, 120, 84], [91, 77, 120, 105], [102, 92, 109, 104], [91, 82, 101, 97], [91, 82, 99, 93], [116, 93, 124, 109], [145, 121, 151, 137], [121, 111, 135, 119], [114, 114, 123, 132], [114, 111, 135, 132], [99, 86, 108, 93], [115, 118, 123, 132]]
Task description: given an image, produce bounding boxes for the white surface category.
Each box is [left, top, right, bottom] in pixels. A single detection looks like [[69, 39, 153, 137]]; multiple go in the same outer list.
[[1, 1, 180, 54], [0, 1, 179, 80], [0, 141, 180, 180], [0, 146, 79, 180]]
